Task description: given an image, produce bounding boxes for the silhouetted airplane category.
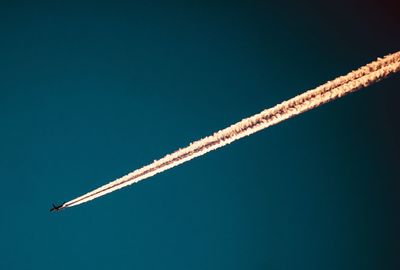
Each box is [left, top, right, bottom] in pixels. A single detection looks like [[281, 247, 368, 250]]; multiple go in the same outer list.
[[50, 202, 65, 212]]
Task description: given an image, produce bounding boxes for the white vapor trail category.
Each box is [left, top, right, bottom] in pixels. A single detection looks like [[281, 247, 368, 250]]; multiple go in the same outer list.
[[62, 51, 400, 209]]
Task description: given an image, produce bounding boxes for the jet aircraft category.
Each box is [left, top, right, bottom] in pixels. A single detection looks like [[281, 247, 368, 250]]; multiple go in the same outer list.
[[50, 202, 65, 212]]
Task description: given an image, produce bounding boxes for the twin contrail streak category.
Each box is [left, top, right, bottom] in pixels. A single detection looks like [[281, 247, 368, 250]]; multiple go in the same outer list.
[[61, 51, 400, 209]]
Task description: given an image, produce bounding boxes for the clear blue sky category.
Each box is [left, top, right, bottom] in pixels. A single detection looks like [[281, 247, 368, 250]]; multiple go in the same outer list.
[[0, 1, 399, 269]]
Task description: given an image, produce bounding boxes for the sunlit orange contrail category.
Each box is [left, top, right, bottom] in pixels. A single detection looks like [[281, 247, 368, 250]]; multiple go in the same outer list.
[[61, 51, 400, 209]]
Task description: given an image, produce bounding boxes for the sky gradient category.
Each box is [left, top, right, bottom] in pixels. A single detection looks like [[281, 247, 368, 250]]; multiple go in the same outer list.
[[0, 1, 399, 269]]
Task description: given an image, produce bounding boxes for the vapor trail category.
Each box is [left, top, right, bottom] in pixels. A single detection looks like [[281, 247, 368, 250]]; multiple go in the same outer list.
[[63, 51, 400, 209]]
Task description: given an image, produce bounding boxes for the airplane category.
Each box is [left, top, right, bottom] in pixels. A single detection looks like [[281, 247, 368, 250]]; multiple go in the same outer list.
[[50, 202, 65, 212]]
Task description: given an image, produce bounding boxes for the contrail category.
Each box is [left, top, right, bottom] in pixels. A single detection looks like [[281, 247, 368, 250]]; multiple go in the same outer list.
[[61, 51, 400, 209]]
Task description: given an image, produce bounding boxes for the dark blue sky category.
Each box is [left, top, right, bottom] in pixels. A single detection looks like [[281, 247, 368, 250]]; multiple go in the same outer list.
[[0, 1, 399, 269]]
